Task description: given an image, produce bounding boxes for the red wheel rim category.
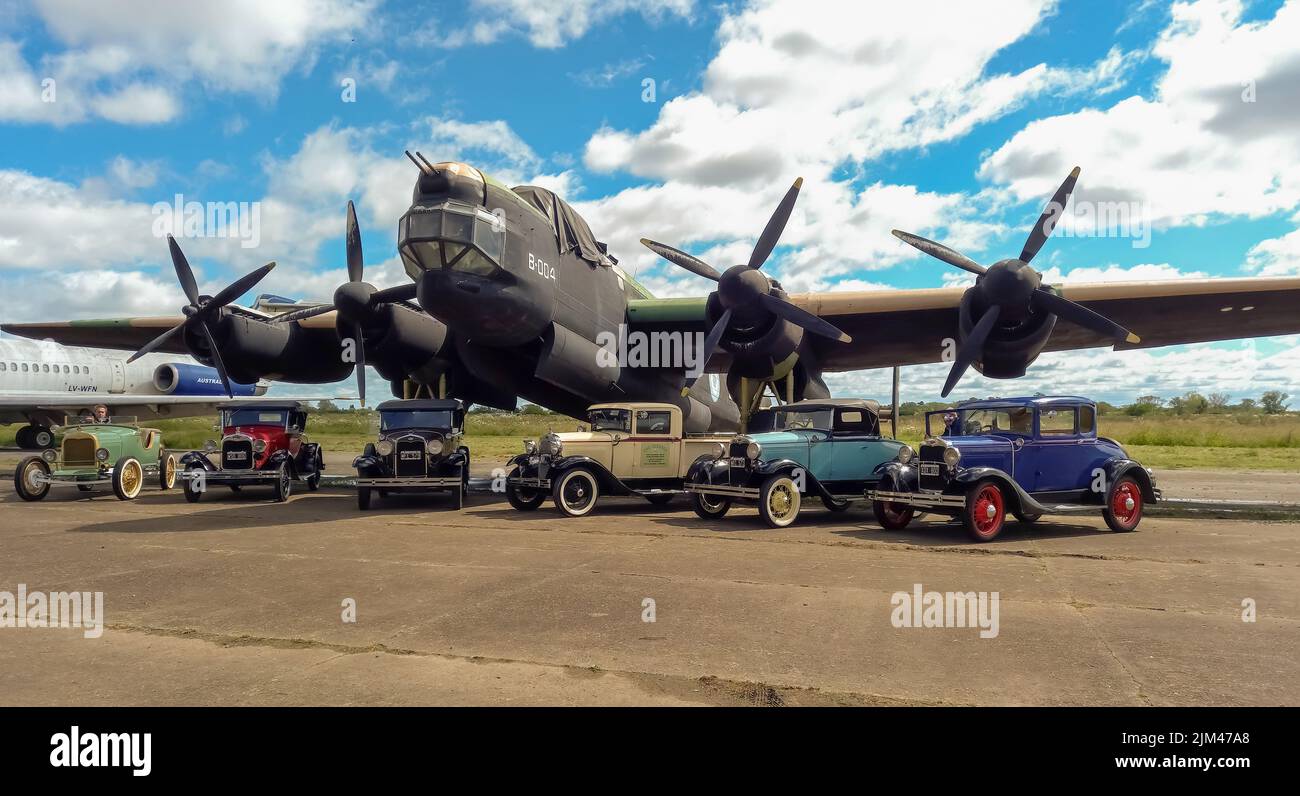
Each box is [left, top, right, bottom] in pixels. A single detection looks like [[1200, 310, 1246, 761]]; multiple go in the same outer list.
[[1111, 481, 1142, 529], [972, 485, 1003, 538], [883, 502, 908, 523]]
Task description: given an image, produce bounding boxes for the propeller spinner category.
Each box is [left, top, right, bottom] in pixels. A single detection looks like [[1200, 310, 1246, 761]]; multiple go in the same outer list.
[[127, 235, 275, 398], [892, 167, 1140, 397], [641, 177, 851, 390]]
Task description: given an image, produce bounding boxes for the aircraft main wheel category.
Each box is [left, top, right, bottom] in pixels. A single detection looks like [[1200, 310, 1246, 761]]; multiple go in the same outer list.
[[183, 465, 204, 503], [1103, 475, 1143, 533], [112, 457, 144, 501], [553, 468, 599, 517], [272, 462, 292, 502], [505, 467, 545, 511], [159, 452, 178, 490], [690, 490, 730, 520], [357, 487, 372, 511], [962, 479, 1006, 542], [14, 456, 51, 501], [822, 496, 852, 513], [31, 426, 55, 449], [645, 493, 675, 506], [758, 474, 801, 528]]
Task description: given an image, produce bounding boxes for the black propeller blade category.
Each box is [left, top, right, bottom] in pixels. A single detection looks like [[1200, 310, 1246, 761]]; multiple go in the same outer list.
[[684, 308, 733, 391], [127, 235, 274, 398], [891, 167, 1141, 396], [942, 305, 1001, 398], [643, 177, 852, 375]]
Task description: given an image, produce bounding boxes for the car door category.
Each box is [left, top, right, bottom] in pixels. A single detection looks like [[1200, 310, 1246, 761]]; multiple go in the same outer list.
[[824, 408, 879, 485], [1024, 406, 1096, 493], [631, 408, 678, 480]]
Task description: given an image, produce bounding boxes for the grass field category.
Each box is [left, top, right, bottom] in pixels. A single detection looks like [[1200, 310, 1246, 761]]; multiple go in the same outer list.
[[5, 410, 1299, 471]]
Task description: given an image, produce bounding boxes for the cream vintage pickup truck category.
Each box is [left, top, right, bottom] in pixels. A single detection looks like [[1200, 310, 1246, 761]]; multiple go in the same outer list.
[[504, 403, 732, 517]]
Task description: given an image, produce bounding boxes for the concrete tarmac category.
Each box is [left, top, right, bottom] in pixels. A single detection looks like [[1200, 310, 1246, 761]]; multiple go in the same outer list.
[[0, 486, 1296, 706]]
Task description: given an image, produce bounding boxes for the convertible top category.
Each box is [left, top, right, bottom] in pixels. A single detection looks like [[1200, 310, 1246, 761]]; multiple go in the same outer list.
[[215, 400, 305, 410], [375, 399, 463, 412], [511, 185, 616, 267], [776, 398, 881, 415]]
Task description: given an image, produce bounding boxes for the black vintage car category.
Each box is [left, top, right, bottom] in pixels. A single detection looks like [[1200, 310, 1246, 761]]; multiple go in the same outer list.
[[351, 399, 470, 510]]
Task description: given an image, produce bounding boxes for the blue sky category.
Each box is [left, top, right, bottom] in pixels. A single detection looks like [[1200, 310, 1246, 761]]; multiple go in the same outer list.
[[1, 0, 1298, 404]]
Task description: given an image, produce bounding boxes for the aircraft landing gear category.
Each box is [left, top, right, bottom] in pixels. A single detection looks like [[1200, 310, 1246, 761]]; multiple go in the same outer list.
[[15, 425, 55, 450]]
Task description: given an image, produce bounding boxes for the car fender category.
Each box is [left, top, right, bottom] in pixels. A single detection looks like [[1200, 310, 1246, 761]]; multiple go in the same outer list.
[[1103, 458, 1158, 502], [548, 455, 630, 494], [872, 461, 917, 493], [265, 448, 294, 476], [353, 453, 384, 472], [180, 451, 216, 471], [952, 466, 1046, 515], [298, 441, 322, 471]]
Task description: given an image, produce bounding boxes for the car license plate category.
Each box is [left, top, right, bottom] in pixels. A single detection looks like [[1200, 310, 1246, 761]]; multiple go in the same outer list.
[[919, 463, 940, 476], [729, 457, 747, 468], [226, 451, 246, 461], [400, 451, 422, 460]]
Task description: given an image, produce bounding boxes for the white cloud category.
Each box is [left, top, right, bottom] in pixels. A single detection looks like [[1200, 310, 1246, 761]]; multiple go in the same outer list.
[[428, 0, 694, 49], [0, 0, 372, 125], [1245, 223, 1300, 276], [980, 0, 1300, 228]]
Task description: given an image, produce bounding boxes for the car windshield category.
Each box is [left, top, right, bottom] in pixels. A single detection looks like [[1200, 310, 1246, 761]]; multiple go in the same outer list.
[[67, 415, 137, 427], [928, 407, 1033, 436], [381, 410, 455, 431], [223, 409, 287, 427], [588, 409, 630, 433], [772, 408, 834, 432]]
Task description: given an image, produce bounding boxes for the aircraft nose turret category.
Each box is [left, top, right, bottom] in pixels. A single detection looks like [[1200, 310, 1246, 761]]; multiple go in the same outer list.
[[406, 154, 487, 207]]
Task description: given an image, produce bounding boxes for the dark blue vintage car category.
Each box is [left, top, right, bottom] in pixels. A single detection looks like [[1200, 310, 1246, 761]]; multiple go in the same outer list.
[[866, 396, 1160, 541]]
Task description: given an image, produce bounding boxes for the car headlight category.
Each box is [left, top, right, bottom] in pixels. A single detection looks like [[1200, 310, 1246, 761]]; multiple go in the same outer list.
[[426, 439, 444, 456], [896, 445, 914, 465], [376, 439, 394, 456], [523, 439, 537, 454], [253, 439, 267, 453], [714, 442, 726, 458], [41, 448, 57, 463], [203, 439, 218, 453], [745, 441, 762, 461], [943, 446, 962, 468], [95, 447, 110, 461]]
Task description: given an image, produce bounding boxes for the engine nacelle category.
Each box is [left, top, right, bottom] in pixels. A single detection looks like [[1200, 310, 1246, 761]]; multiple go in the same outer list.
[[957, 287, 1057, 379], [184, 311, 352, 384], [340, 303, 454, 385], [152, 363, 265, 396], [705, 289, 804, 380]]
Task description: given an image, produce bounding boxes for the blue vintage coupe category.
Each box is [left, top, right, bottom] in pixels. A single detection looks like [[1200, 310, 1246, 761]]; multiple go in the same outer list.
[[867, 396, 1160, 541], [685, 398, 906, 527]]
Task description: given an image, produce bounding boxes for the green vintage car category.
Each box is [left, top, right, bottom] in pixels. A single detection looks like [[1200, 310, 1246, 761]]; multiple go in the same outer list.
[[13, 417, 178, 501]]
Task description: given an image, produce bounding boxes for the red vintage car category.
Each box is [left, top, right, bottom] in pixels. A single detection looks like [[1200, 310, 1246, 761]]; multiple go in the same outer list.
[[179, 401, 324, 502]]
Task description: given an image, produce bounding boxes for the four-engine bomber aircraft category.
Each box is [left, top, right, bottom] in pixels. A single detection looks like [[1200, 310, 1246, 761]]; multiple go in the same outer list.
[[6, 156, 1300, 432]]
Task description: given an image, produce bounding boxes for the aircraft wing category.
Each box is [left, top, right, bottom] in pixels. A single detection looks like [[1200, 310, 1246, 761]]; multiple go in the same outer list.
[[0, 312, 340, 354], [628, 276, 1300, 372]]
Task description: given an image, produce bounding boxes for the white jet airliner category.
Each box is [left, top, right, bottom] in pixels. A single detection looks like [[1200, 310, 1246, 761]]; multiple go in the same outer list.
[[0, 337, 268, 448]]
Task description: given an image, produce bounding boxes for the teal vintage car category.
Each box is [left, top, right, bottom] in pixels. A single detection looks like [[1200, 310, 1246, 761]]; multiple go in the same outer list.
[[13, 417, 178, 501], [683, 399, 906, 527]]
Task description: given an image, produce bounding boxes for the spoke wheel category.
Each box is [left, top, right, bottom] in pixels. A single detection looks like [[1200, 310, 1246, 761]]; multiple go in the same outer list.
[[553, 468, 599, 517], [272, 462, 292, 502], [113, 457, 143, 500], [506, 467, 546, 511], [1103, 475, 1143, 532], [691, 491, 731, 520], [159, 453, 177, 490], [873, 499, 914, 530], [14, 456, 51, 501], [758, 475, 801, 528], [963, 479, 1006, 542]]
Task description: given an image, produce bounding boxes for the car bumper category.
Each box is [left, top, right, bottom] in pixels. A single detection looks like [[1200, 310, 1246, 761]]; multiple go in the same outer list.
[[181, 469, 283, 487], [355, 476, 462, 489], [867, 489, 965, 509], [33, 470, 112, 487], [509, 476, 551, 490]]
